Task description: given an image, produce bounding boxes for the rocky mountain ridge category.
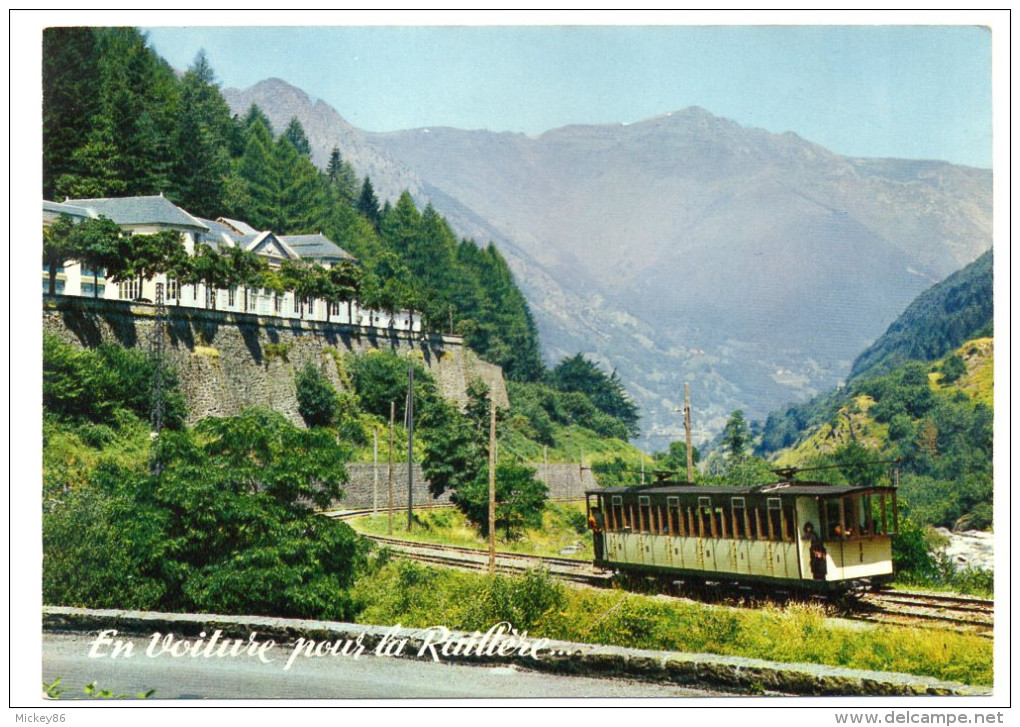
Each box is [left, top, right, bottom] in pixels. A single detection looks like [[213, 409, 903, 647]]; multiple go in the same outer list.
[[223, 78, 992, 446]]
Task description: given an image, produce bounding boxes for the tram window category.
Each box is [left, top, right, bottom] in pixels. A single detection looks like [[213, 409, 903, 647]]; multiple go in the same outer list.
[[767, 498, 782, 541], [639, 496, 651, 533], [731, 497, 747, 538], [611, 496, 625, 531], [667, 497, 680, 535], [698, 497, 712, 537], [849, 496, 866, 536], [783, 505, 795, 541], [824, 501, 843, 539]]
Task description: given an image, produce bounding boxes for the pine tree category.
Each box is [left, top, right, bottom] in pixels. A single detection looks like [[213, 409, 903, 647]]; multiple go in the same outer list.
[[171, 51, 233, 218], [283, 118, 312, 158], [326, 147, 359, 203], [231, 116, 282, 231], [43, 28, 101, 200], [356, 177, 380, 228], [242, 104, 274, 135], [275, 136, 330, 233]]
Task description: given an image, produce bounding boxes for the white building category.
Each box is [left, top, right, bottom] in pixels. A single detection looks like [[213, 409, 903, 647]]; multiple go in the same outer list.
[[43, 195, 422, 332]]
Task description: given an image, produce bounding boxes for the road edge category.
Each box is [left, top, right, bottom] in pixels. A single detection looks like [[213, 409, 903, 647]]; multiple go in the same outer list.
[[42, 606, 991, 697]]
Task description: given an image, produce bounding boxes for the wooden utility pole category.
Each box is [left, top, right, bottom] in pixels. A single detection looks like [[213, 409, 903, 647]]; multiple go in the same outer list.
[[488, 397, 497, 574], [684, 382, 694, 483], [372, 428, 379, 516], [387, 401, 395, 535], [407, 367, 414, 532]]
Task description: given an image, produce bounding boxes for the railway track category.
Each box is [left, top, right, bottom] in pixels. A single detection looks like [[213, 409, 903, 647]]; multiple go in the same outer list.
[[327, 507, 993, 637], [853, 590, 994, 637]]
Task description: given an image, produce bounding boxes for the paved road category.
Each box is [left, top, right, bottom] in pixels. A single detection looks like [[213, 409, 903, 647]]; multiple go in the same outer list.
[[43, 633, 734, 700]]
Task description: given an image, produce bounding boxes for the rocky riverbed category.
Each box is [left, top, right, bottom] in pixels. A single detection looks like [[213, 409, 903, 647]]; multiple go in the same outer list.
[[934, 528, 995, 571]]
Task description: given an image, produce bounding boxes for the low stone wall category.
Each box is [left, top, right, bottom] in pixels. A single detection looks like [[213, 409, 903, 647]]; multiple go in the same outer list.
[[43, 295, 508, 426], [340, 463, 596, 509], [42, 607, 989, 696]]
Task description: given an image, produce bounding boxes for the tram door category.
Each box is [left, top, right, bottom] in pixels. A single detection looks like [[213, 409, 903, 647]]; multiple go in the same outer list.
[[767, 498, 790, 578], [731, 497, 751, 575], [666, 497, 682, 569]]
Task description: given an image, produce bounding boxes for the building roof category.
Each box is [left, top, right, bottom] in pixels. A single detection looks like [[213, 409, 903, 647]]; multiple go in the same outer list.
[[588, 481, 895, 498], [279, 234, 356, 261], [62, 195, 208, 231], [194, 217, 240, 252], [43, 200, 93, 221], [217, 217, 260, 236]]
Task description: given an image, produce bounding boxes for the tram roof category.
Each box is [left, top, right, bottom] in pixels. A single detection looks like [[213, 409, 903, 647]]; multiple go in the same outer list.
[[586, 481, 895, 498]]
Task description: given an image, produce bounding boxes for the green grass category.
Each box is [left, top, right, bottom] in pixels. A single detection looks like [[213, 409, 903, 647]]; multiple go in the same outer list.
[[350, 502, 593, 560], [351, 560, 993, 687]]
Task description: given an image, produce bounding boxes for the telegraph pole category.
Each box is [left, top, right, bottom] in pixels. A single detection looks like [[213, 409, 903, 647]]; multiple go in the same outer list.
[[488, 397, 497, 574], [388, 401, 395, 535], [407, 366, 414, 532], [373, 428, 379, 516], [684, 382, 694, 483]]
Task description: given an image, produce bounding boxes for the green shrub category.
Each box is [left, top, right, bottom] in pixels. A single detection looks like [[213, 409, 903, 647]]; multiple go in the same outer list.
[[296, 362, 338, 427], [43, 334, 186, 429], [44, 411, 368, 620], [452, 463, 548, 539]]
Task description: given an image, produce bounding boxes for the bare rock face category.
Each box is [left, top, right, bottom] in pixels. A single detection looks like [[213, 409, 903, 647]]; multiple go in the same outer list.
[[226, 78, 992, 441]]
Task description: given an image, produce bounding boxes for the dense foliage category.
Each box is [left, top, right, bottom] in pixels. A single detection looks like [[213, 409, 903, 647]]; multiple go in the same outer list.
[[43, 334, 186, 429], [295, 362, 340, 428], [451, 463, 549, 539], [44, 411, 367, 619]]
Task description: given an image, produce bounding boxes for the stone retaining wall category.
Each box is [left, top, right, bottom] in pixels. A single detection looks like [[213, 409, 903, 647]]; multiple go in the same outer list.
[[340, 463, 596, 509], [42, 607, 989, 697], [43, 295, 508, 426]]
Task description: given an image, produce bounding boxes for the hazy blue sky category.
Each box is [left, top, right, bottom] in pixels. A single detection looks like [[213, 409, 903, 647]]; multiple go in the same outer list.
[[144, 25, 990, 168]]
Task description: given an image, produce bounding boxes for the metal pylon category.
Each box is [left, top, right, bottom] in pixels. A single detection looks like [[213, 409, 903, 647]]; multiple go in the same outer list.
[[149, 282, 167, 475]]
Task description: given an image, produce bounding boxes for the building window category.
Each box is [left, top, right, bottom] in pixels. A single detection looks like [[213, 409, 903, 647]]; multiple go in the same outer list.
[[119, 278, 141, 300], [166, 278, 180, 300], [274, 293, 282, 314], [81, 267, 104, 280], [43, 279, 65, 295], [293, 294, 301, 314], [227, 287, 237, 308], [81, 283, 105, 298]]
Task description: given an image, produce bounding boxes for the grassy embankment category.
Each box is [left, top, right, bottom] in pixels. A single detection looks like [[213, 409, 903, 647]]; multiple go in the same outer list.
[[351, 502, 593, 560], [351, 559, 993, 687]]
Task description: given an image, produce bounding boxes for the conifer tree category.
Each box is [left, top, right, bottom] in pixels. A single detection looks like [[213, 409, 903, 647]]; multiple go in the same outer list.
[[356, 177, 380, 228], [43, 28, 101, 200], [171, 51, 233, 218], [275, 135, 330, 233], [283, 118, 312, 158], [326, 147, 359, 203]]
